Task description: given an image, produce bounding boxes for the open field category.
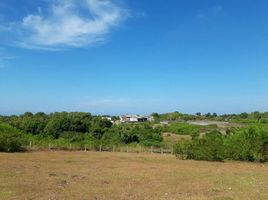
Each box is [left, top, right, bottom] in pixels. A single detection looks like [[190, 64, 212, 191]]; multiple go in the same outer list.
[[0, 151, 268, 200]]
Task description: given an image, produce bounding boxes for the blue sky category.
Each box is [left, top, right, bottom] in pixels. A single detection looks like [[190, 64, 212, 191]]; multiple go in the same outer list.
[[0, 0, 268, 115]]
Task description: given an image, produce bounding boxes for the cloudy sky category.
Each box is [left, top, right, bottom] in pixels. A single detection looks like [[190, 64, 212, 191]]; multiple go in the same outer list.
[[0, 0, 268, 115]]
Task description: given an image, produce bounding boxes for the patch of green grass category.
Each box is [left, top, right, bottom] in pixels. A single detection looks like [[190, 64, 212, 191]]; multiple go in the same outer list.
[[0, 190, 14, 199]]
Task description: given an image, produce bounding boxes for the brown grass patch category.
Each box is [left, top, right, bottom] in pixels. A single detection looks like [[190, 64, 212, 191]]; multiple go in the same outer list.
[[0, 151, 268, 200]]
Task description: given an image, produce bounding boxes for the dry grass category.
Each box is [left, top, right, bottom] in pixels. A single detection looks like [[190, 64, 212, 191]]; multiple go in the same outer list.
[[163, 132, 191, 147], [0, 151, 268, 200]]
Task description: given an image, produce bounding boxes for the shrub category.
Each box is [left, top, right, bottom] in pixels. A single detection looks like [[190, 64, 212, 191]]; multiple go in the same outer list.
[[224, 127, 268, 162], [101, 128, 122, 145], [174, 131, 225, 161], [60, 131, 85, 142], [0, 123, 27, 152], [188, 131, 224, 161], [135, 126, 163, 147], [174, 127, 268, 162], [173, 140, 192, 159]]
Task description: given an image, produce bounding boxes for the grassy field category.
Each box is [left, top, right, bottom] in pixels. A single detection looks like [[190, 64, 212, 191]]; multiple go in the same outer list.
[[0, 151, 268, 200]]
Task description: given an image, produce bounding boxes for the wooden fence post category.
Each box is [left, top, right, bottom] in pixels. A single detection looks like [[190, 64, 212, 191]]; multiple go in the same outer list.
[[84, 144, 87, 152], [29, 141, 32, 150], [99, 145, 102, 152], [69, 144, 72, 151], [48, 143, 51, 151], [113, 145, 115, 152]]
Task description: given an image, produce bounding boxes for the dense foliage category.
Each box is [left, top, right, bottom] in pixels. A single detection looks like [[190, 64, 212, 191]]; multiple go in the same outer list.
[[0, 112, 163, 152], [151, 111, 268, 123], [101, 124, 163, 147], [0, 123, 28, 152], [174, 127, 268, 162], [1, 111, 268, 161]]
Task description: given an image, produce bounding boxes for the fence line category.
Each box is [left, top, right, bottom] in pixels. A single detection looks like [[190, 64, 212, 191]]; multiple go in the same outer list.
[[26, 141, 174, 155]]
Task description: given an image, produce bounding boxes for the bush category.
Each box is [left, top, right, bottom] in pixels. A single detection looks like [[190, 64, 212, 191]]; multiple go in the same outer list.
[[173, 140, 192, 159], [0, 123, 27, 152], [224, 127, 268, 162], [103, 124, 163, 147], [174, 128, 268, 162], [175, 131, 224, 161], [60, 131, 85, 142], [137, 126, 163, 147], [189, 131, 225, 161], [101, 128, 122, 145]]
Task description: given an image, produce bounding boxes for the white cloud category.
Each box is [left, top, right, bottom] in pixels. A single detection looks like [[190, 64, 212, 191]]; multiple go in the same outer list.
[[14, 0, 129, 49]]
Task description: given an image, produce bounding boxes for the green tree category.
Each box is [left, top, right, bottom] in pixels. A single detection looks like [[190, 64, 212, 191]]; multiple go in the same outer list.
[[151, 112, 160, 119], [0, 123, 27, 152], [90, 117, 112, 139]]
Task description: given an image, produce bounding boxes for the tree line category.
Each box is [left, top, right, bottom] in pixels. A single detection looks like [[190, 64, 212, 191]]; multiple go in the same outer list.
[[1, 111, 268, 162], [151, 111, 268, 123], [0, 112, 163, 152]]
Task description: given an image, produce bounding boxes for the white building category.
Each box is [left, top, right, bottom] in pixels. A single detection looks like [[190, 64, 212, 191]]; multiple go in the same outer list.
[[120, 115, 149, 123]]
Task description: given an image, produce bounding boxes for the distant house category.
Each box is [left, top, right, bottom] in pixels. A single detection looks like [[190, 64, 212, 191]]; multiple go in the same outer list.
[[101, 116, 114, 123], [120, 115, 149, 123]]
